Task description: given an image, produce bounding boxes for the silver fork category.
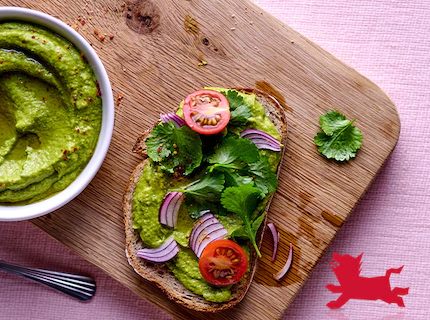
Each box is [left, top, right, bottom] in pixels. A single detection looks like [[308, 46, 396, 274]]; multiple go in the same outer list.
[[0, 260, 96, 301]]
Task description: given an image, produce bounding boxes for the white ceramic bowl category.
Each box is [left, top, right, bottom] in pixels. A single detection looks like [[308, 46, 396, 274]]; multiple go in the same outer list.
[[0, 7, 114, 221]]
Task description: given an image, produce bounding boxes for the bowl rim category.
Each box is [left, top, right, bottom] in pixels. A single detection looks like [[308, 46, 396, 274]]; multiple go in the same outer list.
[[0, 7, 114, 222]]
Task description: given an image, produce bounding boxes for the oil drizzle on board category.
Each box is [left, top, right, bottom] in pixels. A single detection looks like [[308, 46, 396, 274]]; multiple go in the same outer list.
[[321, 210, 344, 228], [255, 81, 293, 113], [254, 225, 302, 287]]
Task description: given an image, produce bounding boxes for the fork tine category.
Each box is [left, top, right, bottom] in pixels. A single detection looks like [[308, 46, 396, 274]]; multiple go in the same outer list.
[[0, 260, 96, 301]]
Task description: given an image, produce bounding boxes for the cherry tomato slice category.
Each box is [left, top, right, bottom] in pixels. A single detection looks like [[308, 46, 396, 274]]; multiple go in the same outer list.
[[199, 239, 248, 286], [183, 90, 230, 135]]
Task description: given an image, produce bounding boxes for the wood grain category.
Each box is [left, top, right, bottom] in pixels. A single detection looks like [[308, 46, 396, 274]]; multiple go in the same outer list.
[[1, 0, 400, 318]]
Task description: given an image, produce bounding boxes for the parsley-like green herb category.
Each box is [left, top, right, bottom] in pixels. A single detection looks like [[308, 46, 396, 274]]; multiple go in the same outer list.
[[223, 171, 254, 188], [314, 110, 363, 161], [186, 202, 227, 219], [248, 155, 278, 196], [221, 185, 264, 257], [222, 90, 243, 110], [207, 135, 278, 195], [231, 213, 265, 250], [222, 90, 252, 126], [172, 173, 225, 219], [146, 121, 203, 175], [207, 136, 259, 171], [176, 173, 225, 202], [230, 105, 252, 126]]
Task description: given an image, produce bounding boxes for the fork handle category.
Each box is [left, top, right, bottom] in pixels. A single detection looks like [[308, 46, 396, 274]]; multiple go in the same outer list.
[[0, 260, 96, 301]]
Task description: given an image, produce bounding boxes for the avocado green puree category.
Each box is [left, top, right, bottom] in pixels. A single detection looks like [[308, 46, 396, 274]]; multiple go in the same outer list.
[[132, 89, 281, 303], [0, 22, 102, 204]]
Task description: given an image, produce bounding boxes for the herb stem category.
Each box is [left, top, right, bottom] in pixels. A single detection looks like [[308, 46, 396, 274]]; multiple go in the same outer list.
[[245, 220, 262, 258]]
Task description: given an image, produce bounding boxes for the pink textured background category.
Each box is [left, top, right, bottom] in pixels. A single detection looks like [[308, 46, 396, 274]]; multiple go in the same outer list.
[[1, 0, 429, 319]]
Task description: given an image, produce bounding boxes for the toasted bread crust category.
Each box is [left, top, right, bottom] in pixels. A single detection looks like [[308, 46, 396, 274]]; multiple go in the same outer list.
[[123, 88, 288, 312]]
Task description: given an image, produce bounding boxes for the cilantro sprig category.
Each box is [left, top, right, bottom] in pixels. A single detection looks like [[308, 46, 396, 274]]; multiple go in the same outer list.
[[222, 90, 243, 110], [207, 135, 278, 196], [146, 121, 202, 175], [221, 185, 264, 257], [173, 173, 225, 202], [172, 173, 226, 219], [314, 110, 363, 161], [222, 90, 252, 126], [207, 136, 259, 171], [248, 155, 278, 195]]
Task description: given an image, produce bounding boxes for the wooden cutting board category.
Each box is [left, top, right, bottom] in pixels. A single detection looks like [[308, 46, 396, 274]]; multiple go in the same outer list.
[[4, 0, 399, 318]]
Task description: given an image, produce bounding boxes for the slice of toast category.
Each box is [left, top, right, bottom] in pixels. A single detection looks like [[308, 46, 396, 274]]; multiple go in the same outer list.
[[122, 88, 288, 312]]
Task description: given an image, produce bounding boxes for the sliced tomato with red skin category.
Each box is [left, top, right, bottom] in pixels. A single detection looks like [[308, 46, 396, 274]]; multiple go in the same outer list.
[[183, 90, 230, 135], [199, 239, 248, 286]]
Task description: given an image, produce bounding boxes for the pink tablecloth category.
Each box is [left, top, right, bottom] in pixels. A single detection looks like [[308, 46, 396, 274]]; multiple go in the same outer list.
[[1, 1, 429, 319]]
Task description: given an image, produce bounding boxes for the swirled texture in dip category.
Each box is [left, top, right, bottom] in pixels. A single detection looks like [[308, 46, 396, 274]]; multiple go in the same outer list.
[[0, 22, 102, 204]]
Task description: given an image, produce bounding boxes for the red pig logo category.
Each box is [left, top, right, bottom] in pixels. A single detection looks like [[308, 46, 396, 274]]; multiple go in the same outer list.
[[326, 253, 409, 309]]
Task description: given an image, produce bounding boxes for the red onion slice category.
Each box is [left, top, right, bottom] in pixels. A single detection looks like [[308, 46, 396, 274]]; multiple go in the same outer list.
[[267, 222, 279, 262], [189, 213, 218, 253], [196, 228, 229, 258], [241, 129, 281, 151], [273, 243, 293, 281], [160, 113, 185, 128], [159, 192, 184, 228], [137, 237, 179, 262], [189, 213, 229, 258], [138, 239, 177, 257], [189, 215, 218, 252]]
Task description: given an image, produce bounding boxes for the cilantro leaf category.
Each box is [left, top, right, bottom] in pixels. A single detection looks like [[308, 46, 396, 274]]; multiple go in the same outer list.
[[180, 173, 225, 202], [208, 136, 278, 195], [222, 90, 244, 111], [146, 121, 202, 175], [232, 212, 265, 245], [146, 123, 173, 159], [223, 170, 254, 188], [319, 110, 352, 136], [248, 155, 278, 196], [186, 202, 227, 219], [314, 110, 363, 162], [173, 173, 226, 219], [221, 185, 263, 257], [221, 90, 252, 126], [230, 104, 252, 126], [207, 136, 259, 171]]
